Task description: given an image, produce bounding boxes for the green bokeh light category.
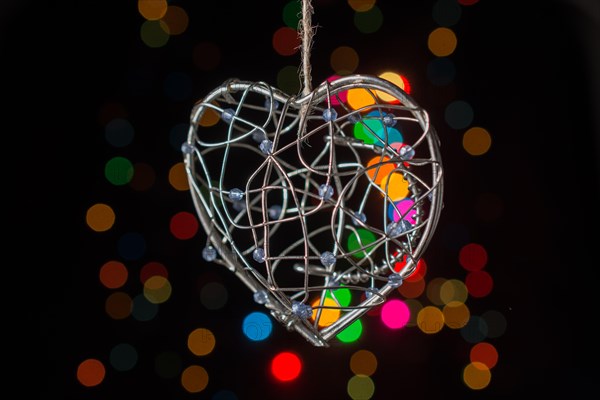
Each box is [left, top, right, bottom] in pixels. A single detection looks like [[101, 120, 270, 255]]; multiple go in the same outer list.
[[105, 156, 134, 185]]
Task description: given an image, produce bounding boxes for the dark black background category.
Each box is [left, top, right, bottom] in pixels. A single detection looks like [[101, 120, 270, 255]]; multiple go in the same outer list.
[[4, 0, 599, 398]]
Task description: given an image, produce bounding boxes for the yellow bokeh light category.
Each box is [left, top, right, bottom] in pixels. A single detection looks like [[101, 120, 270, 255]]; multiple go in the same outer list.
[[463, 362, 492, 390], [181, 365, 209, 393], [347, 88, 376, 110], [350, 350, 377, 376], [138, 0, 168, 21], [143, 276, 172, 304], [376, 71, 404, 103], [311, 297, 341, 327], [417, 306, 445, 334], [347, 0, 376, 12], [199, 104, 221, 127], [169, 162, 190, 191], [440, 279, 469, 304], [330, 46, 359, 75], [86, 203, 115, 232], [366, 156, 395, 185], [378, 172, 409, 201], [442, 301, 470, 329], [463, 127, 492, 156], [428, 27, 458, 57], [188, 328, 216, 356]]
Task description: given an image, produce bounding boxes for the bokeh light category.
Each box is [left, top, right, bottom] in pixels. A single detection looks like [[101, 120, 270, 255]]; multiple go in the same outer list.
[[376, 71, 411, 101], [350, 350, 377, 376], [388, 199, 417, 225], [243, 312, 273, 341], [347, 375, 375, 400], [394, 256, 427, 281], [271, 352, 302, 382], [470, 342, 499, 369], [105, 292, 132, 320], [348, 0, 376, 12], [463, 362, 491, 390], [140, 261, 168, 283], [442, 301, 470, 329], [169, 162, 190, 191], [481, 310, 507, 338], [110, 343, 138, 372], [105, 156, 134, 186], [379, 172, 409, 201], [398, 278, 426, 298], [417, 306, 445, 334], [105, 118, 134, 147], [439, 279, 468, 304], [160, 5, 189, 35], [426, 277, 447, 306], [77, 358, 105, 387], [277, 66, 301, 94], [432, 0, 462, 27], [99, 260, 128, 289], [347, 88, 376, 110], [188, 328, 216, 356], [461, 316, 489, 343], [459, 243, 488, 271], [458, 0, 480, 5], [132, 294, 159, 321], [465, 270, 493, 298], [200, 282, 228, 310], [143, 275, 172, 304], [311, 297, 342, 327], [381, 299, 410, 329], [347, 228, 377, 258], [404, 299, 423, 327], [86, 203, 116, 232], [272, 27, 300, 56], [336, 319, 363, 343], [353, 5, 383, 34], [283, 1, 301, 28], [154, 351, 182, 379], [330, 46, 359, 75], [138, 0, 167, 20], [445, 100, 474, 129], [463, 127, 492, 155], [181, 365, 209, 393], [170, 211, 198, 240], [428, 27, 457, 57], [140, 20, 169, 48], [326, 75, 349, 105], [366, 156, 395, 185]]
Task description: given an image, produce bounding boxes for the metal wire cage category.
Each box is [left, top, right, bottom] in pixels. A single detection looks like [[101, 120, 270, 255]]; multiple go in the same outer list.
[[183, 75, 443, 346]]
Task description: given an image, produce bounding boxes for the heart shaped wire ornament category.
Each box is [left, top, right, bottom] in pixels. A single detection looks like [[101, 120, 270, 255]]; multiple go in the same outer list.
[[182, 2, 443, 347]]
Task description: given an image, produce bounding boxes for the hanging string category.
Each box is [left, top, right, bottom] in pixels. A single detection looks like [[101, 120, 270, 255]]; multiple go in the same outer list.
[[299, 0, 314, 96]]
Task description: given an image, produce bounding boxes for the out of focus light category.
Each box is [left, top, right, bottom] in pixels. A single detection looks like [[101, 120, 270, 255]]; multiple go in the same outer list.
[[77, 358, 105, 387], [459, 243, 488, 271], [463, 362, 491, 390], [311, 297, 342, 327], [138, 0, 167, 21], [347, 228, 377, 259], [428, 27, 457, 57], [170, 211, 198, 240], [99, 261, 128, 289], [169, 162, 190, 191], [283, 1, 301, 28], [143, 276, 172, 304], [141, 20, 169, 48], [330, 46, 359, 75], [160, 5, 188, 35], [105, 157, 133, 186], [350, 349, 377, 376], [336, 319, 363, 343], [272, 27, 300, 56], [470, 342, 498, 368], [181, 365, 209, 393], [200, 282, 228, 310], [440, 279, 468, 304], [463, 127, 492, 155], [348, 0, 376, 12], [347, 88, 376, 110], [442, 301, 470, 329], [188, 328, 216, 356], [110, 343, 138, 372], [105, 292, 132, 320], [243, 312, 273, 341], [86, 203, 115, 232], [277, 66, 301, 94], [465, 270, 493, 298], [353, 5, 383, 34], [271, 352, 302, 382], [417, 306, 445, 334], [381, 299, 410, 329], [445, 100, 474, 129], [347, 375, 375, 400]]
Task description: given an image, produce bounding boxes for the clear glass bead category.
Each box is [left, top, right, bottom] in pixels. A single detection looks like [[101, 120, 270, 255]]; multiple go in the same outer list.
[[291, 301, 313, 319], [181, 142, 194, 154], [251, 129, 266, 143], [221, 108, 236, 123], [228, 188, 244, 201], [320, 251, 336, 268], [253, 248, 266, 263], [383, 113, 397, 127], [253, 290, 269, 304], [399, 144, 415, 160], [388, 273, 403, 288], [318, 184, 334, 200], [259, 139, 273, 154], [202, 246, 217, 262], [352, 211, 366, 226], [322, 108, 337, 122], [348, 113, 360, 123], [268, 205, 282, 220], [387, 220, 412, 237]]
